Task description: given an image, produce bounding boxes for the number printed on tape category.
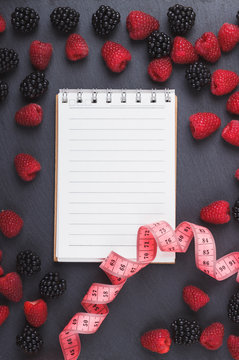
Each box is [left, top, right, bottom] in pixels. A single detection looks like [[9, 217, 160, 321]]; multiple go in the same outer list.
[[59, 221, 239, 360]]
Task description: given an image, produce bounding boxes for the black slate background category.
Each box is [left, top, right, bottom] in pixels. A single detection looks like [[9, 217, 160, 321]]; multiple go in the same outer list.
[[0, 0, 239, 359]]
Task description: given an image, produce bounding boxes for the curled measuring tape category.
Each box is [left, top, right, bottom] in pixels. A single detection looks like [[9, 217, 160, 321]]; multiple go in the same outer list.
[[59, 220, 239, 359]]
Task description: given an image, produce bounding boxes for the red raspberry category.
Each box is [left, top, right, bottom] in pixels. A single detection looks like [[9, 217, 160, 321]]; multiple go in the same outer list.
[[218, 23, 239, 52], [141, 329, 171, 354], [148, 57, 172, 82], [228, 335, 239, 360], [0, 210, 23, 238], [211, 70, 239, 96], [30, 40, 53, 70], [0, 15, 6, 33], [227, 92, 239, 115], [0, 266, 4, 276], [101, 41, 131, 73], [200, 200, 230, 224], [0, 305, 9, 326], [200, 322, 224, 350], [0, 249, 3, 275], [171, 36, 198, 64], [65, 33, 89, 61], [15, 103, 43, 127], [235, 169, 239, 180], [195, 32, 221, 63], [222, 120, 239, 146], [189, 112, 221, 140], [183, 285, 210, 311], [14, 153, 41, 182], [24, 299, 47, 327], [0, 272, 22, 302], [126, 11, 159, 40]]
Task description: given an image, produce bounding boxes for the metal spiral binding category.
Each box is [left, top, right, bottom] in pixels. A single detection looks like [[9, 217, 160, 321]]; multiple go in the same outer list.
[[136, 90, 141, 103], [121, 90, 126, 103], [150, 90, 157, 103], [165, 88, 171, 102], [106, 90, 112, 103], [92, 90, 97, 103], [62, 89, 68, 103], [61, 89, 172, 103], [77, 89, 82, 103]]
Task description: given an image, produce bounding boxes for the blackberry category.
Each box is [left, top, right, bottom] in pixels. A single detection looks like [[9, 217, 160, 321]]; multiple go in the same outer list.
[[232, 199, 239, 223], [50, 7, 80, 33], [0, 81, 8, 102], [20, 71, 49, 99], [39, 272, 66, 299], [228, 290, 239, 323], [185, 62, 211, 91], [147, 31, 172, 59], [167, 4, 196, 35], [237, 11, 239, 24], [11, 7, 39, 33], [16, 250, 41, 276], [16, 323, 43, 353], [92, 5, 120, 36], [171, 318, 201, 345], [0, 48, 19, 74]]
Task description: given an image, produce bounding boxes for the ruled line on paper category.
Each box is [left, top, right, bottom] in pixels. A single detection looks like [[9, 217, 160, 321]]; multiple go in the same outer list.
[[69, 244, 136, 247], [68, 105, 164, 110], [69, 212, 165, 215], [69, 117, 165, 121], [69, 160, 166, 162], [69, 223, 152, 226], [69, 128, 166, 131], [69, 202, 165, 204], [68, 191, 164, 194], [69, 181, 165, 184], [68, 139, 166, 141], [69, 234, 135, 236], [69, 149, 165, 152], [69, 170, 164, 173]]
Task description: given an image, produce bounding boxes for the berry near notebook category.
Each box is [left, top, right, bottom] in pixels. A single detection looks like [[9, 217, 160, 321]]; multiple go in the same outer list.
[[195, 32, 221, 63], [0, 14, 6, 33], [227, 92, 239, 114], [16, 324, 43, 353], [92, 5, 120, 36], [0, 272, 22, 302], [183, 285, 210, 311], [200, 323, 224, 350], [148, 57, 172, 82], [50, 7, 80, 33], [24, 299, 47, 327], [11, 7, 39, 32], [126, 11, 159, 40], [0, 210, 23, 238], [30, 40, 53, 70], [0, 48, 19, 74], [141, 329, 172, 354], [65, 34, 89, 61], [0, 305, 9, 326], [171, 37, 198, 64], [15, 104, 43, 127], [14, 153, 41, 182], [101, 42, 131, 72]]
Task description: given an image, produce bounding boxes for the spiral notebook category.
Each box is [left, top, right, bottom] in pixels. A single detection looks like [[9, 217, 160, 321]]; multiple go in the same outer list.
[[54, 89, 177, 262]]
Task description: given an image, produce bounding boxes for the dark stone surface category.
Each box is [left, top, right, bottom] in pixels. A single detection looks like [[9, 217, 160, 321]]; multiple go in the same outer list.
[[0, 1, 239, 359]]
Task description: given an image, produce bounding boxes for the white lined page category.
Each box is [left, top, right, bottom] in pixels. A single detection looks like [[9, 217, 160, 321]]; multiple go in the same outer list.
[[56, 89, 176, 262]]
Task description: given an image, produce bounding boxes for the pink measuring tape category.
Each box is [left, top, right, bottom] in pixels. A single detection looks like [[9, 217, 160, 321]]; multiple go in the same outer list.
[[59, 220, 239, 359]]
